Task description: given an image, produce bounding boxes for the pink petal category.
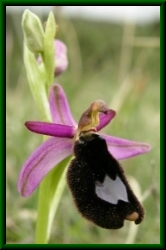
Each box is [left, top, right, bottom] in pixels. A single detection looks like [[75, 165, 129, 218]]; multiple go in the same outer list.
[[18, 137, 73, 197], [49, 84, 76, 126], [25, 121, 75, 138], [101, 134, 151, 160], [97, 110, 116, 131]]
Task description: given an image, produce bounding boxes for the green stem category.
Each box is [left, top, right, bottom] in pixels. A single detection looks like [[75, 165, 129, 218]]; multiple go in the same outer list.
[[35, 175, 51, 244], [22, 10, 62, 244], [35, 157, 71, 243]]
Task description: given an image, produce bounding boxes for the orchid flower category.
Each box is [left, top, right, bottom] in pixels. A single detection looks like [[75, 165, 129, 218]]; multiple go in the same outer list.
[[18, 84, 151, 198]]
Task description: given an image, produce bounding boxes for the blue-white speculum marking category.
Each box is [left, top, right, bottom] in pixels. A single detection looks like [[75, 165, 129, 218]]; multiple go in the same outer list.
[[67, 100, 144, 229], [95, 175, 129, 205]]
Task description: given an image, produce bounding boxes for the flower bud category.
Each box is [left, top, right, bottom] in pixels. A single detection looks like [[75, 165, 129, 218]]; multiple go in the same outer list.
[[22, 9, 44, 54], [37, 39, 68, 76], [54, 39, 68, 76]]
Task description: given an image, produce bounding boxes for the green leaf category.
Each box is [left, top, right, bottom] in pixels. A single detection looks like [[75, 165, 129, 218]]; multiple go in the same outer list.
[[23, 43, 52, 121]]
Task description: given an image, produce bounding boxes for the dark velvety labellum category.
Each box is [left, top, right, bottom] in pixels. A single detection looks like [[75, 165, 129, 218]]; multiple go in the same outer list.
[[66, 132, 145, 229]]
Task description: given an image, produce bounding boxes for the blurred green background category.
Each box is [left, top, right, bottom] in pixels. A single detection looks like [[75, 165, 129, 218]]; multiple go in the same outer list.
[[6, 7, 160, 244]]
